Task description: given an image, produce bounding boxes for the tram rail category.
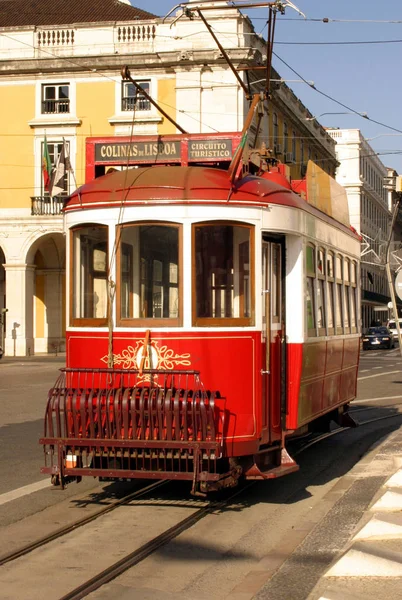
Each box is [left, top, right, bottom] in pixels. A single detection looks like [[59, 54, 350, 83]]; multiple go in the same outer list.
[[2, 409, 401, 599]]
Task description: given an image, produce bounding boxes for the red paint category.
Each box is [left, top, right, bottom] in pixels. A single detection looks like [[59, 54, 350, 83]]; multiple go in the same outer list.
[[66, 330, 359, 454]]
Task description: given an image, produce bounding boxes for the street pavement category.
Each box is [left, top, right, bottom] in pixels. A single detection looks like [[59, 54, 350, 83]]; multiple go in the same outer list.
[[0, 352, 66, 365], [307, 425, 402, 600], [1, 352, 402, 599]]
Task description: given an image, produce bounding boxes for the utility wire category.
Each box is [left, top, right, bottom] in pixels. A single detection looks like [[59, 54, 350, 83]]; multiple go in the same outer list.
[[275, 39, 402, 45], [256, 17, 402, 23], [273, 51, 402, 135]]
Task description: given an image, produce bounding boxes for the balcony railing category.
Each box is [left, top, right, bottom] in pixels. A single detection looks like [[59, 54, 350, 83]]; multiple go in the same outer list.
[[122, 96, 151, 111], [31, 196, 65, 216], [41, 99, 70, 114]]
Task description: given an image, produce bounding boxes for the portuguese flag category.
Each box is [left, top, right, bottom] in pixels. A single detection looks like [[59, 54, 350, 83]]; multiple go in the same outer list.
[[42, 135, 52, 191]]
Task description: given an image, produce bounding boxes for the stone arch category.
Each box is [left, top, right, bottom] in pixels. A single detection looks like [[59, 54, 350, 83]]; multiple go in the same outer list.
[[25, 232, 66, 354], [0, 244, 6, 355], [0, 243, 5, 312]]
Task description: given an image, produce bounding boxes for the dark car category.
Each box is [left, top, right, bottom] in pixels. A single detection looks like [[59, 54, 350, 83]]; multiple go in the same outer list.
[[362, 326, 394, 350]]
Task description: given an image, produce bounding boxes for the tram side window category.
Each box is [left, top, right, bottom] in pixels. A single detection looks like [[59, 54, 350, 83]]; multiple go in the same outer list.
[[326, 252, 335, 333], [71, 226, 108, 324], [193, 223, 254, 326], [117, 223, 181, 325], [350, 260, 358, 332], [344, 258, 351, 331], [271, 243, 281, 323], [317, 247, 326, 334], [306, 244, 316, 334], [335, 254, 344, 334]]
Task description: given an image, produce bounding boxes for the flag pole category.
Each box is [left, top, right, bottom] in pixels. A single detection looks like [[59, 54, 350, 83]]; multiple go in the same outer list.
[[63, 138, 82, 207]]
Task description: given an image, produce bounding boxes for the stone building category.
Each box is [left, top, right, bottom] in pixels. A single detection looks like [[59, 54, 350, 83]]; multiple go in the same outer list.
[[0, 0, 338, 355], [327, 128, 402, 329]]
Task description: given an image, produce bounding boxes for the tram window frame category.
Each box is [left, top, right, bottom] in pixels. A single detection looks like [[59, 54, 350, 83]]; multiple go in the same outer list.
[[326, 251, 335, 335], [343, 258, 351, 332], [317, 247, 326, 335], [116, 222, 182, 327], [335, 254, 344, 335], [192, 221, 255, 327], [306, 243, 316, 336], [350, 260, 358, 333], [70, 224, 109, 327], [271, 243, 281, 324]]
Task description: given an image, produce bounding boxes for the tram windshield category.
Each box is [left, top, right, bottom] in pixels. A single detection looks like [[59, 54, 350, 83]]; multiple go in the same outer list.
[[117, 223, 180, 324], [193, 223, 254, 326], [71, 221, 254, 327], [72, 225, 108, 323]]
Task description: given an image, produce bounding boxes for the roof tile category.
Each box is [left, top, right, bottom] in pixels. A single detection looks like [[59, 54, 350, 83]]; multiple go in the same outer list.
[[0, 0, 156, 28]]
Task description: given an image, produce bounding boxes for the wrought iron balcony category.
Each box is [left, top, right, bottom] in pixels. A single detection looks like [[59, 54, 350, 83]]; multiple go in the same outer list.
[[41, 99, 70, 114], [122, 96, 151, 111], [31, 196, 65, 216]]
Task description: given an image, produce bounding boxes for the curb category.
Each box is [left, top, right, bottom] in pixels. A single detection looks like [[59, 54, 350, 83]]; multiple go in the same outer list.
[[311, 449, 402, 600]]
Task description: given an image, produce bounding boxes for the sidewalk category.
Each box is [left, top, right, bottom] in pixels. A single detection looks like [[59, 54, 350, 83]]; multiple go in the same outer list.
[[0, 352, 66, 365], [307, 426, 402, 600]]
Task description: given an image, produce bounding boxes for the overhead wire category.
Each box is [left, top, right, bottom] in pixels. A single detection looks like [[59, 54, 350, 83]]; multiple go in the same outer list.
[[2, 23, 401, 139], [272, 50, 402, 135], [1, 14, 402, 180], [275, 39, 402, 45]]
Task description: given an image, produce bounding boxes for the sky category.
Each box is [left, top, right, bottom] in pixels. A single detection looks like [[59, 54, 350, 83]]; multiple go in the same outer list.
[[132, 0, 402, 172]]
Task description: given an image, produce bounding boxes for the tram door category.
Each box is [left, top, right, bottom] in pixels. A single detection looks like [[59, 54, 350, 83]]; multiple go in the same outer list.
[[261, 238, 284, 444]]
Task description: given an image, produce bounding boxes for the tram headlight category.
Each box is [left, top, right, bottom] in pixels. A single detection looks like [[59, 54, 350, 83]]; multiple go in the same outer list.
[[65, 453, 77, 468]]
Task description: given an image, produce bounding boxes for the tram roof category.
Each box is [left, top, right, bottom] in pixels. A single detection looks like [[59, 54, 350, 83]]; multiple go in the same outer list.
[[65, 165, 357, 236]]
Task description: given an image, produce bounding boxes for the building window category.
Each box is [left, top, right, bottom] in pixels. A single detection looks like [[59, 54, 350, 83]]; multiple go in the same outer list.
[[42, 84, 70, 114], [121, 80, 151, 111], [283, 122, 288, 154], [292, 131, 297, 162], [273, 112, 278, 148], [42, 141, 69, 196]]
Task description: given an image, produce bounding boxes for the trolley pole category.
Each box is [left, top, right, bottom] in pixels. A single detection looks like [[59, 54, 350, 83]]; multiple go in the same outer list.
[[385, 182, 402, 357]]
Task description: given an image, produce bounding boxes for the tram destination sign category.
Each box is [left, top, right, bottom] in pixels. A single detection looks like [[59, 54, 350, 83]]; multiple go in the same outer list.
[[94, 137, 234, 164], [95, 141, 181, 162], [188, 138, 233, 160]]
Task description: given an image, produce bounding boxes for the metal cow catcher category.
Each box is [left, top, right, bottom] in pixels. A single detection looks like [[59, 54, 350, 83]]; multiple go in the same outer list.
[[40, 154, 361, 495]]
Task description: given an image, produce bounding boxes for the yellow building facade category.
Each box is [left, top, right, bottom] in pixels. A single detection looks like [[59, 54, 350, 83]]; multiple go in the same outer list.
[[0, 1, 337, 356]]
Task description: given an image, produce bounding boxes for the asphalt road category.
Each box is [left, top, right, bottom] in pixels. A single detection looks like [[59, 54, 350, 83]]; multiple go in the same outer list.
[[1, 348, 401, 498], [0, 355, 102, 525], [0, 348, 402, 599]]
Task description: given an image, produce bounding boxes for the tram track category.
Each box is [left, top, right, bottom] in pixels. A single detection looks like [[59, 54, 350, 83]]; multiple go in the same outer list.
[[59, 411, 402, 600], [2, 410, 401, 600], [0, 479, 169, 567]]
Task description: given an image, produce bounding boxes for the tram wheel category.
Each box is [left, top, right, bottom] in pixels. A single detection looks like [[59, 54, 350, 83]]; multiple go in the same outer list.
[[51, 474, 60, 486]]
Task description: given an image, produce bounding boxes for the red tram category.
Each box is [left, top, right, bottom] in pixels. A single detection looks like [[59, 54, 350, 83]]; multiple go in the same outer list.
[[40, 158, 361, 494]]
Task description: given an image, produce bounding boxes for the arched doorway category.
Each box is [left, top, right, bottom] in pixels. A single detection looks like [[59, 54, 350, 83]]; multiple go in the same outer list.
[[0, 246, 5, 312], [26, 233, 65, 354], [0, 246, 5, 356]]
